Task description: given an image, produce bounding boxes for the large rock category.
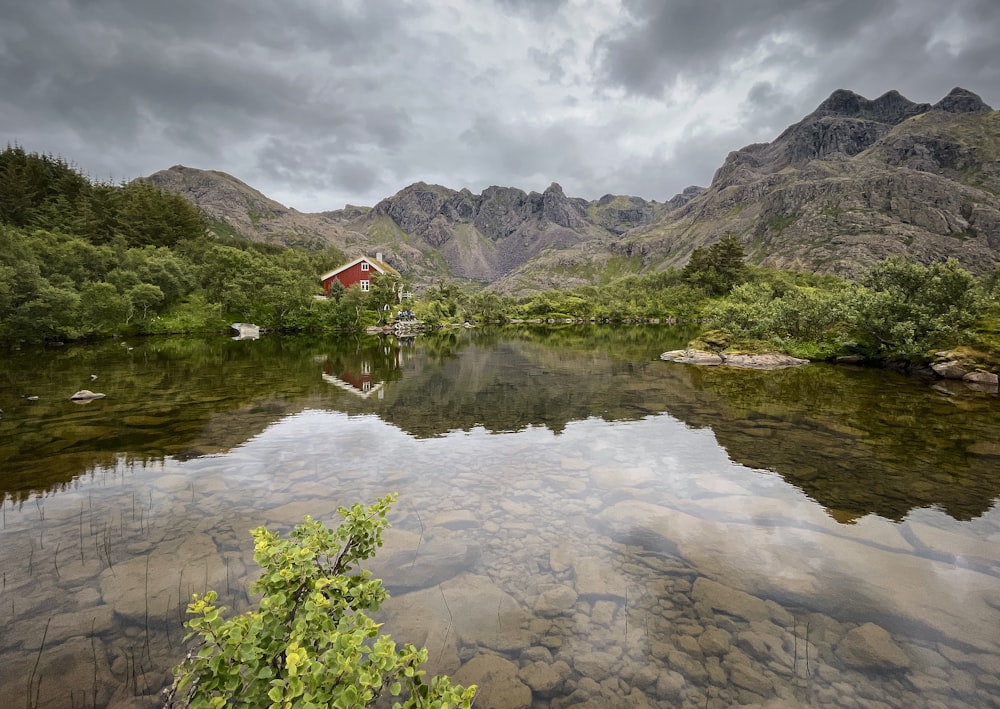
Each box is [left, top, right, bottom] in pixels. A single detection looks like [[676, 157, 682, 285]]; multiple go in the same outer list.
[[693, 578, 770, 623], [660, 349, 723, 366], [371, 536, 480, 593], [98, 532, 229, 621], [453, 653, 531, 709], [595, 499, 1000, 654], [534, 584, 578, 616], [572, 556, 626, 600], [660, 350, 808, 370], [836, 622, 911, 671]]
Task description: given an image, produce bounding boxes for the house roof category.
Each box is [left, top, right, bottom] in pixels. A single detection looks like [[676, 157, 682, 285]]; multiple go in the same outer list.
[[320, 256, 400, 282]]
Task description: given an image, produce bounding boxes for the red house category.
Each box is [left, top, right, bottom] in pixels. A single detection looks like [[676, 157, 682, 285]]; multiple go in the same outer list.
[[320, 253, 401, 297]]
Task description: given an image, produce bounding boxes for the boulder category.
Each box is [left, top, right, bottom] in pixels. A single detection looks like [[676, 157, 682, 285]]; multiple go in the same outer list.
[[931, 361, 968, 379], [963, 371, 999, 386], [69, 389, 105, 401], [534, 584, 578, 616], [836, 622, 910, 671], [721, 353, 809, 370], [660, 349, 808, 370], [660, 349, 724, 366], [453, 653, 531, 709]]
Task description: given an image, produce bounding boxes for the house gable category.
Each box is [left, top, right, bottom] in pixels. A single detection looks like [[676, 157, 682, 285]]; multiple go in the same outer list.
[[321, 255, 400, 296]]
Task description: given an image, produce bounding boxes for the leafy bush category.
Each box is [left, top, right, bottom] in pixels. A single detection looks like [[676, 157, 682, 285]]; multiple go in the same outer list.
[[848, 257, 987, 357], [165, 494, 475, 708]]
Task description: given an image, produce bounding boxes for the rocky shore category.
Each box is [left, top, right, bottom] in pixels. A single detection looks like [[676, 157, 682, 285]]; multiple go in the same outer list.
[[660, 349, 810, 370]]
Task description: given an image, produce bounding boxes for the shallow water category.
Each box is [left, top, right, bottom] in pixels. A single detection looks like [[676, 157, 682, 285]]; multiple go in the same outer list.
[[0, 327, 998, 707]]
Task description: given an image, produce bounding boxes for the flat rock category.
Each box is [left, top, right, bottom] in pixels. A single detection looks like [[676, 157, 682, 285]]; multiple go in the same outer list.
[[721, 353, 809, 370], [963, 371, 999, 385], [518, 660, 565, 695], [693, 577, 770, 623], [836, 622, 911, 670], [661, 349, 724, 366], [660, 349, 808, 369], [596, 499, 1000, 654], [430, 509, 480, 530], [453, 653, 531, 709], [931, 361, 968, 379], [534, 584, 578, 616], [372, 537, 480, 593], [572, 556, 626, 599], [438, 574, 534, 652]]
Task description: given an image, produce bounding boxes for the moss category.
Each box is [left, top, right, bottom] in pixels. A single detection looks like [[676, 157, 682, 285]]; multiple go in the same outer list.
[[767, 213, 800, 234]]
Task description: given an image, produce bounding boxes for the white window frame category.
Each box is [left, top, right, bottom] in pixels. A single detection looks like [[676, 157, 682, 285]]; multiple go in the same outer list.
[[360, 280, 370, 292], [361, 262, 370, 271]]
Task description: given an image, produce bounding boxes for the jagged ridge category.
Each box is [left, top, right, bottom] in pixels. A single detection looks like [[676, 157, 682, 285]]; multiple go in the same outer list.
[[147, 87, 998, 292]]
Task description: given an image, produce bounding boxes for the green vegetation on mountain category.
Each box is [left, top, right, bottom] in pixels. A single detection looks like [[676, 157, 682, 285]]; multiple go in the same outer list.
[[0, 146, 402, 345]]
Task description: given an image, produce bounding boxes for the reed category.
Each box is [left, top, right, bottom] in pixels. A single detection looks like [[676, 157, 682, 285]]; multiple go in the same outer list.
[[90, 619, 99, 708], [26, 617, 51, 709]]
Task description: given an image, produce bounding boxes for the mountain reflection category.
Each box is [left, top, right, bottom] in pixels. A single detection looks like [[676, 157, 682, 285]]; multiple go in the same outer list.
[[1, 327, 998, 523]]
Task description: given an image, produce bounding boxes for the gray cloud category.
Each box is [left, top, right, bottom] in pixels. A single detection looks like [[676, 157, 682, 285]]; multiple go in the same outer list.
[[1, 0, 997, 212], [595, 0, 898, 96]]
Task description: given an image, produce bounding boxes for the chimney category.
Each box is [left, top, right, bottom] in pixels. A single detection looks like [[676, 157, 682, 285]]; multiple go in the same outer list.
[[376, 252, 383, 262]]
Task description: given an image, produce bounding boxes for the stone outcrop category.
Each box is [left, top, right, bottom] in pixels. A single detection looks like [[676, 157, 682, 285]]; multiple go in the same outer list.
[[617, 87, 1000, 282], [660, 349, 809, 370]]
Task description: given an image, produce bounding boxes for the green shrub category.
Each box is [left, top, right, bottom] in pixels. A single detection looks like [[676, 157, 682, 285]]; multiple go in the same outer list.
[[165, 494, 476, 709]]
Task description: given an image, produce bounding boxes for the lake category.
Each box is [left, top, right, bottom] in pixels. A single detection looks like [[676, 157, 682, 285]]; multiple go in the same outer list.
[[1, 326, 998, 708]]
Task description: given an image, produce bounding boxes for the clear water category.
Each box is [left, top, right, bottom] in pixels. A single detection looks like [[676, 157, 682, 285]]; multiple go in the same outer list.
[[1, 327, 998, 708]]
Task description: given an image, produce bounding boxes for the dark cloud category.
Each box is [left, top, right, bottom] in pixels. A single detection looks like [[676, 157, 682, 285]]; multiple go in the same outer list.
[[1, 0, 997, 211], [596, 0, 897, 96], [493, 0, 568, 19]]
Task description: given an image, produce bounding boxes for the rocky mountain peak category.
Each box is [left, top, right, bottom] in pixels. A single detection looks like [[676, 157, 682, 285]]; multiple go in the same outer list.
[[933, 87, 993, 113], [813, 88, 930, 125]]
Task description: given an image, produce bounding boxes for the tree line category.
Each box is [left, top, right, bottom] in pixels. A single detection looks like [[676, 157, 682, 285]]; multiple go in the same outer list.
[[3, 145, 997, 361], [0, 146, 397, 345]]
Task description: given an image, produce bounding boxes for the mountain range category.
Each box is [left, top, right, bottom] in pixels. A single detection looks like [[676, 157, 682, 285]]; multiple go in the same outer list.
[[146, 87, 999, 294]]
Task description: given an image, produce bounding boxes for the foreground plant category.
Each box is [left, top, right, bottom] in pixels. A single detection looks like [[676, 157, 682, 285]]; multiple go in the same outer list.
[[164, 494, 475, 708]]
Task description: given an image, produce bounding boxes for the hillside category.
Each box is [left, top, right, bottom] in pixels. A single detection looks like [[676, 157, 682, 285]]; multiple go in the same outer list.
[[147, 87, 1000, 293], [610, 87, 1000, 278]]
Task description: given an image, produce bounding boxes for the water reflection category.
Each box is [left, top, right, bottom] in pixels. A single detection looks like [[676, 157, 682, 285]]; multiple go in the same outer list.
[[2, 327, 999, 524], [1, 327, 999, 706]]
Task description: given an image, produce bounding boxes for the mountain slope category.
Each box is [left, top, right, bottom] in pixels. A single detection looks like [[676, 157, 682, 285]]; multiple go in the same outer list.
[[611, 87, 1000, 278], [147, 166, 664, 287], [147, 87, 999, 293]]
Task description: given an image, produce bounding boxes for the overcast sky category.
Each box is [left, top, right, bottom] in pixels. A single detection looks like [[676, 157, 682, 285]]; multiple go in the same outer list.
[[3, 0, 998, 213]]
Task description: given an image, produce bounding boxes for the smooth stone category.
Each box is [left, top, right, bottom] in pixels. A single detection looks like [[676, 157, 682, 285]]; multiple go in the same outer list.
[[373, 585, 461, 675], [597, 500, 1000, 654], [98, 533, 228, 621], [572, 557, 626, 600], [372, 537, 480, 593], [660, 349, 724, 366], [836, 623, 911, 671], [519, 661, 564, 695], [430, 509, 480, 530], [69, 389, 106, 401], [549, 541, 575, 573], [438, 574, 534, 652], [534, 584, 578, 616], [931, 361, 968, 379], [963, 371, 999, 385], [693, 577, 771, 623], [698, 626, 733, 655], [453, 653, 531, 709]]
